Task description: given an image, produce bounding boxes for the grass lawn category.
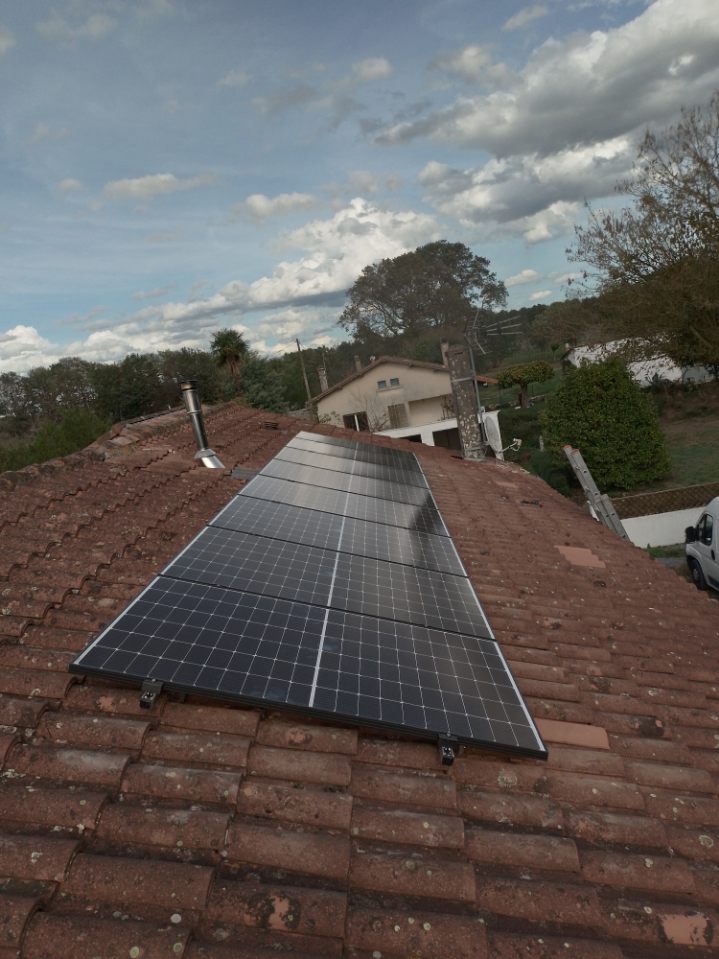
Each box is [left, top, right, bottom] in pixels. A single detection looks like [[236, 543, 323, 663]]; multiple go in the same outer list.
[[658, 412, 719, 488]]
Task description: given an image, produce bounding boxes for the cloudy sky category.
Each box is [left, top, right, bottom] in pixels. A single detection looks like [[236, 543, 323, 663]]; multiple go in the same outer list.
[[1, 0, 718, 372]]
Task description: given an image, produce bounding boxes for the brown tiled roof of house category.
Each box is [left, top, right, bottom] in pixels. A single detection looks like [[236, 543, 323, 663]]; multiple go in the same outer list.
[[1, 401, 718, 958], [313, 355, 497, 401]]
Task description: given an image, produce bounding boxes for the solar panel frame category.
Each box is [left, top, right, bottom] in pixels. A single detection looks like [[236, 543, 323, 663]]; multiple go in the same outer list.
[[71, 579, 544, 755], [70, 433, 547, 760]]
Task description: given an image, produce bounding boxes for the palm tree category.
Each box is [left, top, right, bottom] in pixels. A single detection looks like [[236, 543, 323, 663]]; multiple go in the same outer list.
[[210, 328, 248, 393]]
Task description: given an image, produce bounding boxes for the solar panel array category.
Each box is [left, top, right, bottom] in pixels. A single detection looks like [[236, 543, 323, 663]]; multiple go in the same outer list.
[[71, 429, 546, 758]]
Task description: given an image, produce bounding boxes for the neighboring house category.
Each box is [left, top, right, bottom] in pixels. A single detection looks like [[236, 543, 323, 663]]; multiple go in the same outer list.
[[315, 354, 500, 452], [0, 406, 718, 957], [562, 339, 713, 386]]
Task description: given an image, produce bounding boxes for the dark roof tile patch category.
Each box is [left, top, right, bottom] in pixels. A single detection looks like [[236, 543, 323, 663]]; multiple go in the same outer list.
[[0, 402, 717, 955]]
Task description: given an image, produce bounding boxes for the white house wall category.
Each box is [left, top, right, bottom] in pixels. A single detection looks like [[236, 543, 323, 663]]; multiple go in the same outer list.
[[317, 363, 454, 428]]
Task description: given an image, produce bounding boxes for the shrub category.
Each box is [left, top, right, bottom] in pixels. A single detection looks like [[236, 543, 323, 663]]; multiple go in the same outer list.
[[541, 359, 671, 491], [0, 408, 110, 474]]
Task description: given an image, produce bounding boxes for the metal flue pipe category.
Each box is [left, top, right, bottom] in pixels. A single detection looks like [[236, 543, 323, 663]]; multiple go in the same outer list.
[[179, 380, 224, 469]]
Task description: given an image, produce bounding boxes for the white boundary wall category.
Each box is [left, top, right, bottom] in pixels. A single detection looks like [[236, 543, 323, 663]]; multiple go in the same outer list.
[[622, 506, 703, 548]]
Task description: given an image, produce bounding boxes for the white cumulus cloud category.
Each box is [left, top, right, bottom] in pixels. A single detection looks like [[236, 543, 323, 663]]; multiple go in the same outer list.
[[528, 289, 553, 301], [237, 192, 316, 221], [503, 4, 549, 31], [36, 12, 116, 43], [0, 24, 15, 55], [57, 178, 82, 193], [103, 173, 215, 201], [506, 269, 541, 287], [218, 69, 250, 88], [378, 0, 719, 157], [352, 57, 392, 82]]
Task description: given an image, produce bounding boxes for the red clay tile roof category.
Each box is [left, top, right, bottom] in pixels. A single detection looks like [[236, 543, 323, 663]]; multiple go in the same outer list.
[[1, 401, 718, 958]]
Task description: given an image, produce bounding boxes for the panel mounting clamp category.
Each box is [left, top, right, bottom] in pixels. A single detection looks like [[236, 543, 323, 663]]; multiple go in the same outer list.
[[139, 679, 163, 709], [438, 734, 458, 767]]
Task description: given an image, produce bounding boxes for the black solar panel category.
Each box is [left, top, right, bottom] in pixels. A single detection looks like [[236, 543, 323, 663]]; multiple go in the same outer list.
[[340, 515, 463, 575], [71, 434, 546, 759], [213, 495, 463, 575], [74, 578, 324, 706], [212, 495, 344, 551], [243, 474, 448, 536], [164, 526, 335, 607], [261, 458, 430, 507], [330, 553, 491, 636], [73, 580, 541, 753], [279, 444, 429, 489], [295, 431, 422, 470], [288, 435, 425, 475]]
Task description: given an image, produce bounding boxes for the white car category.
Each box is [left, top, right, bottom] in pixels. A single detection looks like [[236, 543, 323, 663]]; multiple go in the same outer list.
[[685, 496, 719, 592]]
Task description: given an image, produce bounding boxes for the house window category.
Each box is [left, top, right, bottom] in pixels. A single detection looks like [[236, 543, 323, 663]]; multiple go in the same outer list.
[[377, 380, 387, 390], [389, 377, 400, 387], [698, 513, 714, 546], [387, 403, 408, 428], [343, 411, 369, 432]]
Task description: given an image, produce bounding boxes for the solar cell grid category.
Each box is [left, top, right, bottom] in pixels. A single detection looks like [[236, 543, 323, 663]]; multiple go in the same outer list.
[[74, 577, 326, 708], [211, 496, 343, 551], [261, 458, 430, 507], [288, 436, 425, 477], [339, 516, 463, 575], [243, 474, 448, 536], [311, 609, 542, 751], [295, 431, 422, 469], [331, 553, 491, 637], [164, 526, 335, 607], [280, 444, 428, 489]]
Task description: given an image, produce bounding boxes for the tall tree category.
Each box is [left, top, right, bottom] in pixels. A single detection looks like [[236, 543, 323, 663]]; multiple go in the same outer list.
[[339, 241, 507, 342], [210, 328, 248, 392], [569, 93, 719, 366], [498, 361, 554, 409]]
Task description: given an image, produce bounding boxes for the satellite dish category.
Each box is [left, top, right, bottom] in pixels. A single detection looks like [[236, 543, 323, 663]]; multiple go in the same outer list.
[[483, 414, 503, 454]]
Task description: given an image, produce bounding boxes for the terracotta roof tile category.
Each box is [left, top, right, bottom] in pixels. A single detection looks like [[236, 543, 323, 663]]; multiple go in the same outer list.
[[5, 742, 129, 788], [226, 819, 350, 881], [466, 827, 580, 873], [0, 833, 79, 882], [21, 912, 190, 959], [237, 779, 352, 831], [0, 782, 106, 834], [95, 801, 230, 852], [36, 710, 150, 751], [349, 846, 476, 901], [141, 730, 251, 768], [350, 765, 457, 811], [0, 893, 39, 950], [61, 853, 213, 912], [247, 745, 351, 787], [161, 702, 259, 738], [256, 717, 357, 754], [489, 933, 625, 959], [206, 877, 346, 940], [351, 804, 465, 849], [346, 905, 487, 959], [0, 402, 718, 955], [121, 762, 241, 806]]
